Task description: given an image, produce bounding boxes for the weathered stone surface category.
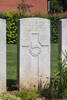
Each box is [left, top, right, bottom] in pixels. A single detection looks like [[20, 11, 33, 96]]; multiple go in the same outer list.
[[59, 19, 67, 63], [0, 19, 6, 92], [18, 18, 50, 90]]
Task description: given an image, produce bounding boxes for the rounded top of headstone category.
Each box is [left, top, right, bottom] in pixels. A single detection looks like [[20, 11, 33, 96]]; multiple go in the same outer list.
[[0, 18, 5, 20], [60, 18, 67, 22], [19, 17, 50, 22], [0, 18, 6, 22]]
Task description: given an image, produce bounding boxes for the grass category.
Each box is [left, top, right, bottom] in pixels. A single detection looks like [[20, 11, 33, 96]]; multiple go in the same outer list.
[[7, 44, 17, 90], [7, 44, 17, 80], [51, 43, 59, 76]]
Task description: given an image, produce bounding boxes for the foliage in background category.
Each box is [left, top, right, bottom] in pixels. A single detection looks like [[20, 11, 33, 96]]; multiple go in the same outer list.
[[0, 11, 19, 44], [50, 16, 59, 43], [6, 13, 18, 44], [0, 11, 67, 44], [50, 0, 63, 13], [62, 0, 67, 11]]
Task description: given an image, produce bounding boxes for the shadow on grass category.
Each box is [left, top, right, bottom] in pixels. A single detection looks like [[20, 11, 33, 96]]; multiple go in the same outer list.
[[7, 79, 18, 91]]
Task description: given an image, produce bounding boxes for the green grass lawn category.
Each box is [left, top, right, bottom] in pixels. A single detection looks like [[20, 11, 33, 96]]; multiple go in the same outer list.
[[7, 44, 17, 80], [7, 44, 17, 90], [51, 43, 59, 76]]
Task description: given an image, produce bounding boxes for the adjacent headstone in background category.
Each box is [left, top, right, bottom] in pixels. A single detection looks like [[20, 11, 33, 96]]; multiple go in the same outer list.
[[59, 19, 67, 63], [18, 18, 50, 90], [0, 19, 6, 92]]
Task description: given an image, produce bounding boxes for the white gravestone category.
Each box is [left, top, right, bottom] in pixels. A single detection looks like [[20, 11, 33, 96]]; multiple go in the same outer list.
[[59, 19, 67, 63], [18, 18, 50, 90], [0, 19, 6, 92]]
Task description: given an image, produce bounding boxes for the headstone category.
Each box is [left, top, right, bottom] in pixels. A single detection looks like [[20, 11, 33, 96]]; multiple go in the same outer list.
[[18, 18, 50, 90], [59, 19, 67, 63], [0, 19, 6, 92]]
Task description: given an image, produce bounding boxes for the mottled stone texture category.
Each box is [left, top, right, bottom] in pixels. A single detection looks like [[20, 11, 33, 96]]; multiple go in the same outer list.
[[18, 18, 50, 90], [0, 19, 6, 92]]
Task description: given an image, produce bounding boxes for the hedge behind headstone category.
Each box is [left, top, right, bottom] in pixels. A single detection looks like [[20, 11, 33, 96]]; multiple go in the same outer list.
[[0, 11, 67, 44]]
